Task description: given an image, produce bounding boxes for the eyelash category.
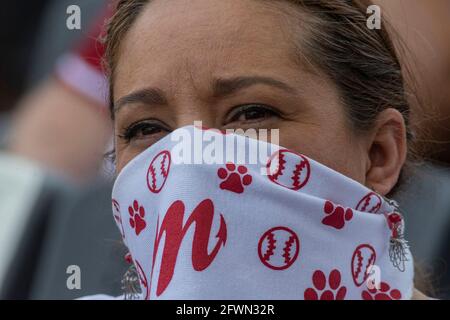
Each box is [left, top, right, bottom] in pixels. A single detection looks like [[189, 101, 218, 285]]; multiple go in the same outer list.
[[119, 120, 168, 142], [226, 104, 279, 124], [119, 104, 279, 142]]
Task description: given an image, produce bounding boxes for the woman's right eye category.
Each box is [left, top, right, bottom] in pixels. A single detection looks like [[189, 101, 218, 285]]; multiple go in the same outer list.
[[120, 121, 168, 142]]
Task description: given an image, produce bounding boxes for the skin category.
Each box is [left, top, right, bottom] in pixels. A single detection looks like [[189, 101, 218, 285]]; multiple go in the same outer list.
[[8, 78, 112, 181], [112, 0, 406, 198]]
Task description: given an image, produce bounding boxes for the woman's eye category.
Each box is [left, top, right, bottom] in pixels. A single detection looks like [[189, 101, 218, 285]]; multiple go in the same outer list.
[[228, 104, 278, 124], [120, 121, 167, 142]]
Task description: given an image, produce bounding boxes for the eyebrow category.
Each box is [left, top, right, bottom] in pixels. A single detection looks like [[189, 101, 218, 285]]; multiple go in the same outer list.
[[212, 76, 297, 98], [114, 76, 297, 112], [114, 87, 168, 112]]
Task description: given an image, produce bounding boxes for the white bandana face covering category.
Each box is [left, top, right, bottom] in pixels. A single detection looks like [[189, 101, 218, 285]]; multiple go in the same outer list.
[[111, 125, 414, 300]]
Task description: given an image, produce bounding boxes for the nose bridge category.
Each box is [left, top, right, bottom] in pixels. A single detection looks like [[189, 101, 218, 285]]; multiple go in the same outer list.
[[171, 79, 216, 129], [170, 90, 215, 128], [167, 55, 218, 128], [174, 104, 215, 129]]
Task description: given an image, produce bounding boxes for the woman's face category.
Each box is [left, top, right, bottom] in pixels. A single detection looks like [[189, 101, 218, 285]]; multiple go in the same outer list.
[[113, 0, 369, 184]]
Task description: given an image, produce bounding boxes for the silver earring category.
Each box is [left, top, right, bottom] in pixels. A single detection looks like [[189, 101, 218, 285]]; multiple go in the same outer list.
[[382, 196, 410, 272], [121, 253, 142, 300]]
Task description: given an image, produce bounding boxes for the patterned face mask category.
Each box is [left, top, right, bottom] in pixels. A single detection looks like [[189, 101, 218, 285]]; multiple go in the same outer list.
[[111, 126, 414, 300]]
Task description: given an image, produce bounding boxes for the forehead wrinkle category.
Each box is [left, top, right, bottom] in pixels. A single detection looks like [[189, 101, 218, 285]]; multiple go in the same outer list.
[[115, 0, 321, 104]]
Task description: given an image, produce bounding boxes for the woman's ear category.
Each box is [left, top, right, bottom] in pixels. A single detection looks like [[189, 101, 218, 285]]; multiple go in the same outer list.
[[365, 108, 407, 195]]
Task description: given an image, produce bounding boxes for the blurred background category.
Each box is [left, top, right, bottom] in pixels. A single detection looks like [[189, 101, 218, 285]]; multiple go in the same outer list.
[[0, 0, 449, 299]]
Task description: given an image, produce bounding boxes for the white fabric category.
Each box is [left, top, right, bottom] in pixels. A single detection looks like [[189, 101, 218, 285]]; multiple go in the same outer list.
[[111, 126, 414, 300]]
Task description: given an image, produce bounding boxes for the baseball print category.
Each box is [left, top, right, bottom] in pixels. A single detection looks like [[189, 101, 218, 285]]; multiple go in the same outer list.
[[356, 192, 382, 213], [147, 150, 171, 194], [112, 199, 125, 239], [258, 226, 300, 271], [111, 126, 414, 299], [351, 244, 377, 287], [266, 149, 311, 191], [135, 260, 150, 300]]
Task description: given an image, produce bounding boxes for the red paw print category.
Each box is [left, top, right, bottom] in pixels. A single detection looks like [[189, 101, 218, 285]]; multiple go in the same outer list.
[[362, 282, 402, 300], [128, 200, 147, 236], [322, 201, 354, 230], [218, 163, 252, 194], [304, 269, 347, 300]]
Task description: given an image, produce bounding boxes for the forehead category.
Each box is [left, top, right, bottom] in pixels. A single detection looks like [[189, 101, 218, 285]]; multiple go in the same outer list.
[[114, 0, 307, 99]]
